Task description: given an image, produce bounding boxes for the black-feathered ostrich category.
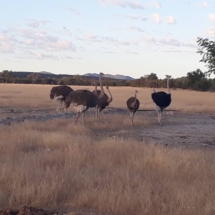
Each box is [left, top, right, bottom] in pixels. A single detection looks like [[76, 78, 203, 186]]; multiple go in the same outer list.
[[151, 75, 171, 125], [96, 73, 113, 121], [64, 90, 98, 125], [50, 85, 73, 112], [126, 90, 140, 126]]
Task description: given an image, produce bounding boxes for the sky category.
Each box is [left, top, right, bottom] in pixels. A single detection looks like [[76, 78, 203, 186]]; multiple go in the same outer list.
[[0, 0, 215, 79]]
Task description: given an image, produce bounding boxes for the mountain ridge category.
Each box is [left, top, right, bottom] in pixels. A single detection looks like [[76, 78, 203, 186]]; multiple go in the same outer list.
[[83, 73, 135, 80], [11, 71, 135, 80]]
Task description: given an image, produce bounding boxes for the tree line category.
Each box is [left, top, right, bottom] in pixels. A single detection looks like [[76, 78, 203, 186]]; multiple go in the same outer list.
[[1, 37, 215, 92]]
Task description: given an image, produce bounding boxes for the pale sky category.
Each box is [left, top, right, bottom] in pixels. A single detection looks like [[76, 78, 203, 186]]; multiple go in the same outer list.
[[0, 0, 215, 79]]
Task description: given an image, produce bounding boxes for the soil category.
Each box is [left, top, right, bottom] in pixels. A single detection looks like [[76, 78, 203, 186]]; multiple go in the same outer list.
[[0, 107, 214, 149], [0, 108, 215, 214]]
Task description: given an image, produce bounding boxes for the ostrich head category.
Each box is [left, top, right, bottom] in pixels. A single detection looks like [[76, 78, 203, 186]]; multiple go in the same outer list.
[[100, 72, 105, 77], [135, 90, 138, 94], [166, 75, 171, 80]]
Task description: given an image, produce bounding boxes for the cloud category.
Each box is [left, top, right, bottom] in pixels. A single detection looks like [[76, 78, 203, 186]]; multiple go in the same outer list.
[[86, 33, 100, 40], [207, 28, 215, 37], [0, 33, 16, 53], [76, 32, 139, 47], [209, 14, 215, 22], [127, 26, 145, 32], [62, 55, 82, 59], [102, 36, 139, 46], [26, 19, 52, 28], [113, 14, 147, 21], [17, 51, 59, 60], [104, 51, 117, 54], [69, 7, 81, 16], [151, 13, 161, 23], [202, 1, 209, 8], [63, 26, 73, 36], [158, 38, 181, 46], [126, 14, 147, 20], [146, 1, 161, 8], [99, 0, 144, 9], [166, 16, 177, 25], [18, 29, 57, 43], [126, 50, 137, 54], [139, 36, 157, 44], [127, 1, 144, 9], [99, 0, 106, 7], [35, 52, 59, 60], [17, 28, 76, 52], [2, 28, 76, 56]]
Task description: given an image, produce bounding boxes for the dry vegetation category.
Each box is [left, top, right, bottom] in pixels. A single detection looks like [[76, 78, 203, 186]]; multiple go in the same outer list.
[[0, 84, 215, 215], [0, 119, 215, 215], [0, 83, 215, 113]]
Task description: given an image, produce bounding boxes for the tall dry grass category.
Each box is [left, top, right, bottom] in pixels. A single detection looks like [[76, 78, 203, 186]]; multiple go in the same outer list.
[[0, 119, 215, 215], [0, 84, 214, 113]]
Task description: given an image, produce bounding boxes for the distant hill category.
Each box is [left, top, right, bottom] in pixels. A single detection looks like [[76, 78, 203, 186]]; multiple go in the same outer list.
[[39, 71, 54, 75], [11, 71, 135, 81], [83, 73, 135, 80]]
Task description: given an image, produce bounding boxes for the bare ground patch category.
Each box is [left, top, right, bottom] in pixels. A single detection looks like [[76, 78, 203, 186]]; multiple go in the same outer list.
[[1, 108, 215, 215], [0, 107, 215, 149]]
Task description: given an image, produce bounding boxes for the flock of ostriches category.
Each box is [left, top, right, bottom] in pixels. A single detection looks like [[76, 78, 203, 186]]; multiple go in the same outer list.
[[50, 73, 172, 126]]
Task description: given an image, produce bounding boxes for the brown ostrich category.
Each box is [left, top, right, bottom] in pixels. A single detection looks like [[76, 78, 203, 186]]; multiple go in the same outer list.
[[50, 85, 73, 112], [96, 73, 113, 121], [64, 89, 98, 125], [126, 90, 140, 126]]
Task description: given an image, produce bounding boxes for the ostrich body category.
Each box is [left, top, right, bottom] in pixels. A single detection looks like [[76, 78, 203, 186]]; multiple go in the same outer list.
[[96, 73, 113, 121], [65, 90, 98, 125], [50, 86, 73, 112], [151, 75, 171, 125], [126, 90, 140, 126]]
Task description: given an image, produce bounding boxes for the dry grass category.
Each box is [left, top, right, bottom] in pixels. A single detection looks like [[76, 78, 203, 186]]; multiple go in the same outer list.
[[0, 84, 215, 113], [0, 84, 215, 214], [0, 119, 215, 215]]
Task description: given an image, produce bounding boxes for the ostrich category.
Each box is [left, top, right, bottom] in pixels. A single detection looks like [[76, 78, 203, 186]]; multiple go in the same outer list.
[[50, 85, 73, 112], [151, 75, 171, 125], [64, 89, 98, 125], [126, 90, 140, 126], [96, 73, 113, 121], [92, 81, 101, 97], [56, 97, 65, 112]]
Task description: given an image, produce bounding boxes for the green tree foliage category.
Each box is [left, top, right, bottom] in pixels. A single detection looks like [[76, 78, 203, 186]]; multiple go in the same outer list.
[[1, 70, 214, 92], [27, 73, 40, 84], [187, 69, 205, 86], [187, 69, 213, 91], [144, 73, 158, 80], [197, 37, 215, 76], [0, 70, 14, 83]]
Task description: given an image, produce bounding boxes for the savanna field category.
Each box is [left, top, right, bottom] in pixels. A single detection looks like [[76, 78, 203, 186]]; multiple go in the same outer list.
[[0, 84, 215, 215]]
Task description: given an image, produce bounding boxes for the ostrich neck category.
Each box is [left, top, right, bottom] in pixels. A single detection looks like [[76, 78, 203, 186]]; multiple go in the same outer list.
[[167, 79, 170, 94], [95, 82, 97, 91], [131, 92, 137, 107], [99, 74, 105, 98]]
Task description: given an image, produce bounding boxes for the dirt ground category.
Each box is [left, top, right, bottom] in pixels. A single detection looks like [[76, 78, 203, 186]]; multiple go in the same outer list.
[[0, 108, 215, 214], [0, 107, 215, 149]]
